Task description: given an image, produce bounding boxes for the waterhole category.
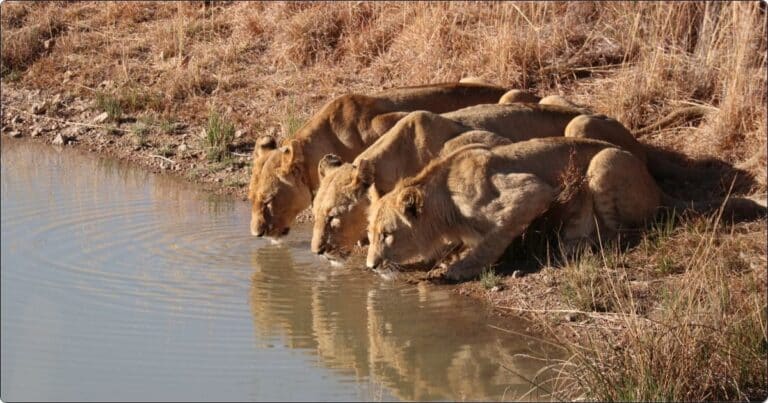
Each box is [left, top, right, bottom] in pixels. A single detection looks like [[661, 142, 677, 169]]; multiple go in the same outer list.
[[1, 139, 561, 401]]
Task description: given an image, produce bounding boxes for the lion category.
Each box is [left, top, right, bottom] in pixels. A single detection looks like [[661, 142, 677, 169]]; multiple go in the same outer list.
[[498, 91, 590, 112], [501, 92, 713, 181], [364, 137, 766, 281], [310, 103, 589, 260], [459, 76, 492, 85], [248, 82, 509, 239], [497, 89, 541, 104]]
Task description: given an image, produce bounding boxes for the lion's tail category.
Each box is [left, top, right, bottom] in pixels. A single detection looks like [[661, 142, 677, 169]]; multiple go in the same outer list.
[[660, 192, 767, 222]]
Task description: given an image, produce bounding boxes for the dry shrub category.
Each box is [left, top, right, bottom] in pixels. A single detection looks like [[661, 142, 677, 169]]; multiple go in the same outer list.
[[0, 1, 30, 29], [163, 63, 218, 102], [0, 7, 63, 75], [541, 215, 767, 401], [272, 5, 345, 67]]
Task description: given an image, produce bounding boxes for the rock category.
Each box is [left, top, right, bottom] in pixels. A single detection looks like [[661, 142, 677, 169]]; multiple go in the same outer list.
[[564, 312, 585, 322], [63, 126, 83, 137], [52, 133, 71, 145], [31, 127, 43, 137], [512, 270, 525, 279], [172, 122, 188, 132], [9, 130, 22, 138], [31, 101, 47, 115], [93, 112, 109, 124], [50, 94, 63, 110]]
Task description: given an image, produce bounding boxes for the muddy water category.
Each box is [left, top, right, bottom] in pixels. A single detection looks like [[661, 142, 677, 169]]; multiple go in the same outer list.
[[1, 139, 560, 401]]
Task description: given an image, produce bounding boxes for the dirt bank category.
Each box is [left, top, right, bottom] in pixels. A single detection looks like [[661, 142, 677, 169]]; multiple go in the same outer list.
[[2, 2, 766, 400]]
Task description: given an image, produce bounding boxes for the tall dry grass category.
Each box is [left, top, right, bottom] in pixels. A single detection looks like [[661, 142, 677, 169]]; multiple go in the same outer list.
[[1, 1, 765, 187], [538, 212, 767, 401], [1, 2, 766, 399]]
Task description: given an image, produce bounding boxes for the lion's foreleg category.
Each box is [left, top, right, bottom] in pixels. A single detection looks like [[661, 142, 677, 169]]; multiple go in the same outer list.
[[443, 173, 555, 281]]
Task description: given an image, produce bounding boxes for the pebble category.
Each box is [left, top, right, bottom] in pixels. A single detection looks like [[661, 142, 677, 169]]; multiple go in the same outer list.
[[178, 143, 189, 152], [93, 112, 109, 124], [31, 101, 47, 115], [52, 133, 71, 145], [490, 285, 503, 293], [9, 130, 22, 138], [512, 270, 525, 279], [564, 312, 585, 322], [31, 127, 43, 137]]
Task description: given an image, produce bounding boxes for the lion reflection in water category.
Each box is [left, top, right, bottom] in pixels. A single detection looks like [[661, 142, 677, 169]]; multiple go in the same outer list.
[[248, 247, 549, 400]]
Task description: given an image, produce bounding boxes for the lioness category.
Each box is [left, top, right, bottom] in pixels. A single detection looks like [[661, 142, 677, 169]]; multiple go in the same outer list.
[[365, 137, 766, 281], [363, 138, 654, 280], [311, 103, 590, 260], [248, 82, 508, 239]]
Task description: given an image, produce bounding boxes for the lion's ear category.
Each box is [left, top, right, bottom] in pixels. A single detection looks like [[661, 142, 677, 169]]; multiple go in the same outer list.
[[280, 139, 303, 173], [318, 154, 343, 180], [399, 187, 423, 218], [254, 135, 277, 157], [354, 159, 375, 189]]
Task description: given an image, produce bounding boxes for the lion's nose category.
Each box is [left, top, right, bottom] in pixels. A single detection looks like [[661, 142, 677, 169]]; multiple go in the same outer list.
[[251, 222, 267, 237], [366, 256, 381, 270]]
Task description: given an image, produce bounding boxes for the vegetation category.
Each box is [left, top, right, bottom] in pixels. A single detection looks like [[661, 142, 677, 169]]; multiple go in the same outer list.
[[479, 266, 503, 290], [203, 109, 235, 162], [1, 2, 765, 400]]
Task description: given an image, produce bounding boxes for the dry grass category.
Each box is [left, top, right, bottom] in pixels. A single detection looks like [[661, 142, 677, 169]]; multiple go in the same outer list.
[[512, 211, 767, 401], [2, 2, 766, 399], [1, 2, 764, 187]]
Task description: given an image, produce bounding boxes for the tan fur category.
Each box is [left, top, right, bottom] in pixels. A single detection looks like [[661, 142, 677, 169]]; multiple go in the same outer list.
[[498, 89, 541, 104], [459, 76, 492, 85], [565, 114, 647, 163], [365, 137, 664, 281], [310, 104, 586, 258], [248, 82, 508, 239], [538, 94, 590, 113]]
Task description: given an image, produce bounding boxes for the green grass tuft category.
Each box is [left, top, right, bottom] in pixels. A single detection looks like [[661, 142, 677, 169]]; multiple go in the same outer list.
[[203, 109, 235, 162]]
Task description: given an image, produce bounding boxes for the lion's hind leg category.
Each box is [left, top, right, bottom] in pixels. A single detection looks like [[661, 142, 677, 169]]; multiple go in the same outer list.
[[442, 173, 556, 281], [586, 148, 662, 242]]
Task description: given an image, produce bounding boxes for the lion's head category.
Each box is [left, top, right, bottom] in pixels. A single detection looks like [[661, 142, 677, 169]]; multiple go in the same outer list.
[[366, 184, 437, 270], [249, 137, 312, 239], [311, 155, 374, 260]]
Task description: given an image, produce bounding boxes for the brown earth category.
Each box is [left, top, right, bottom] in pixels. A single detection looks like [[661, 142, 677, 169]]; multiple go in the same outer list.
[[2, 2, 766, 400]]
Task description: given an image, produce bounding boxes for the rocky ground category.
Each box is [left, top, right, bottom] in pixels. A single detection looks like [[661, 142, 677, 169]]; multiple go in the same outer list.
[[1, 83, 255, 200]]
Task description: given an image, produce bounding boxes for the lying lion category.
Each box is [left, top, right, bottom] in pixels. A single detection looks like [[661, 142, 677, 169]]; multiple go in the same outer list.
[[247, 82, 509, 239], [501, 91, 715, 180], [310, 103, 594, 260], [365, 137, 766, 281]]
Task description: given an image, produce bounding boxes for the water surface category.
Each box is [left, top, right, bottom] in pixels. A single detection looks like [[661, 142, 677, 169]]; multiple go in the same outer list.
[[1, 139, 559, 401]]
